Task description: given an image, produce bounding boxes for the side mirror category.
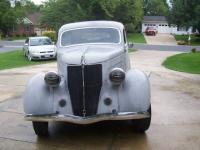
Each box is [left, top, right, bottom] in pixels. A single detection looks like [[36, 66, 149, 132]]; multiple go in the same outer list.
[[24, 43, 28, 46]]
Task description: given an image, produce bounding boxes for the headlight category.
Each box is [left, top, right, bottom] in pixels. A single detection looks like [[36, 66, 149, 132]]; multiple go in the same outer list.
[[44, 72, 61, 87], [109, 68, 125, 85]]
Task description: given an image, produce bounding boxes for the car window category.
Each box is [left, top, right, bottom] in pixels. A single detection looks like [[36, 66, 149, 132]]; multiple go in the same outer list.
[[61, 28, 120, 46], [30, 38, 52, 46]]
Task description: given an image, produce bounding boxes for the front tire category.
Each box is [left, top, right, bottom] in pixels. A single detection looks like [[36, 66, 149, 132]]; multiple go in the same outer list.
[[27, 52, 32, 61], [32, 121, 49, 136], [132, 106, 151, 132]]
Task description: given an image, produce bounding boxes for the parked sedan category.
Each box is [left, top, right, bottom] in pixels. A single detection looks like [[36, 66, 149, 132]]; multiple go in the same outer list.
[[145, 27, 158, 36], [23, 36, 56, 61]]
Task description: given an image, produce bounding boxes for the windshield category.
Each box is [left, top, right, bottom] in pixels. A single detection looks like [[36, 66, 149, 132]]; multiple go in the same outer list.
[[61, 28, 120, 46], [30, 38, 52, 46]]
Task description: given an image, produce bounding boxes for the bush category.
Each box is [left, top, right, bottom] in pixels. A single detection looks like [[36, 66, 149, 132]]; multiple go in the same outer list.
[[191, 48, 197, 53], [177, 40, 187, 45], [42, 31, 57, 42], [125, 23, 135, 33]]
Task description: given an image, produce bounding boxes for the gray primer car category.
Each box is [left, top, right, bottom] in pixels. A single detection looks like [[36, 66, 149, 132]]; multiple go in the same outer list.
[[24, 21, 151, 136]]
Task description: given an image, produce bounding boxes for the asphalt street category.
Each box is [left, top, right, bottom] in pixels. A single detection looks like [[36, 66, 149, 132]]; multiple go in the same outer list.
[[0, 40, 24, 52], [1, 40, 200, 53], [134, 43, 200, 52]]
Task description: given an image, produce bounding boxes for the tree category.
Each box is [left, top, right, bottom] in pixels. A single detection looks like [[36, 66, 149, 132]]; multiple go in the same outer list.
[[41, 0, 144, 32], [0, 0, 16, 36], [144, 0, 169, 16], [170, 0, 200, 32]]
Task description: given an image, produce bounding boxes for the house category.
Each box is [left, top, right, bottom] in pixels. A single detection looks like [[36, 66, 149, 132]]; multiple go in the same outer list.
[[141, 16, 193, 35], [10, 12, 43, 36], [27, 12, 43, 36]]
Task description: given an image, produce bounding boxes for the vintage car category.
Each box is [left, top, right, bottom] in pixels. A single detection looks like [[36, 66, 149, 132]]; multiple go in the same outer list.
[[24, 21, 151, 136]]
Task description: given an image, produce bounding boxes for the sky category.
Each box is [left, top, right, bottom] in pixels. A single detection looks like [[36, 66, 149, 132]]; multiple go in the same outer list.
[[31, 0, 47, 5], [32, 0, 171, 5]]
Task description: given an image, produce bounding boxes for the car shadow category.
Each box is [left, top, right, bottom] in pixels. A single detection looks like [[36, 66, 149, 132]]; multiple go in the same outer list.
[[36, 121, 150, 149]]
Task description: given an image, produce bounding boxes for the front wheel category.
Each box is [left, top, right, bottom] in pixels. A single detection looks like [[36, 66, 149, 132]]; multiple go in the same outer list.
[[132, 106, 151, 132], [27, 52, 32, 61], [32, 121, 49, 136]]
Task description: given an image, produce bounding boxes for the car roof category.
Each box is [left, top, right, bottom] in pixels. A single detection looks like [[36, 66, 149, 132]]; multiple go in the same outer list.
[[59, 21, 124, 34]]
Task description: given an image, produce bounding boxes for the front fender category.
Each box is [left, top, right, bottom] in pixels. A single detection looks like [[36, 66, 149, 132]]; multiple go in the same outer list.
[[24, 73, 54, 115], [118, 69, 151, 112]]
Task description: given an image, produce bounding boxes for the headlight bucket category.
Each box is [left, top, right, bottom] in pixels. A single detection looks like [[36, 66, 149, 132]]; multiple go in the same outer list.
[[44, 72, 61, 87], [109, 68, 125, 85]]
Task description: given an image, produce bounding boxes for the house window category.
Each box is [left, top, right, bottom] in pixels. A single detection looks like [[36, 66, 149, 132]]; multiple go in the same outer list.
[[165, 24, 168, 26], [159, 24, 161, 26], [25, 25, 30, 32]]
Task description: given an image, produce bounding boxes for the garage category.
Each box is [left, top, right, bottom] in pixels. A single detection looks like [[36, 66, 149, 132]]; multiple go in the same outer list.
[[142, 16, 170, 33], [142, 16, 191, 35]]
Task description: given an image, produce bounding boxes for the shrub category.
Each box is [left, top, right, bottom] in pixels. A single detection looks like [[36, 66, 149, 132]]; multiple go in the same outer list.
[[42, 31, 57, 42], [125, 23, 136, 33], [191, 48, 197, 53], [177, 40, 187, 45]]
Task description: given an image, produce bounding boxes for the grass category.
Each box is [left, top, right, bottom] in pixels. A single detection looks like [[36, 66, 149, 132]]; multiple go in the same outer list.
[[1, 36, 26, 41], [174, 35, 200, 46], [0, 50, 55, 70], [127, 33, 146, 43], [162, 52, 200, 74]]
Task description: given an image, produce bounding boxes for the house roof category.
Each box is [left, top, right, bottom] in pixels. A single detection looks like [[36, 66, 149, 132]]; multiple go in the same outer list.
[[27, 12, 41, 25], [143, 16, 167, 23]]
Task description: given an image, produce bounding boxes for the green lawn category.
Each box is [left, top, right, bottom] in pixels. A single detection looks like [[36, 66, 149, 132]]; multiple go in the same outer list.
[[0, 50, 55, 70], [162, 52, 200, 74], [1, 36, 27, 41], [174, 35, 200, 46], [127, 33, 146, 43]]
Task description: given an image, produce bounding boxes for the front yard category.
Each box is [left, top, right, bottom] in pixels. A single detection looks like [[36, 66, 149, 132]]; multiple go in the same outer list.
[[162, 52, 200, 74], [174, 35, 200, 46], [0, 50, 55, 70], [127, 33, 146, 43]]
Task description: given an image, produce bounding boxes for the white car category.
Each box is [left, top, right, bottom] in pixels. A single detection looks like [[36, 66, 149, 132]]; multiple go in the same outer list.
[[23, 36, 56, 61], [24, 21, 151, 136]]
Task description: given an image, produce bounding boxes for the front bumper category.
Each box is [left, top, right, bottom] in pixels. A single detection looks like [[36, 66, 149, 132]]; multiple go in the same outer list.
[[30, 52, 56, 60], [25, 111, 150, 124]]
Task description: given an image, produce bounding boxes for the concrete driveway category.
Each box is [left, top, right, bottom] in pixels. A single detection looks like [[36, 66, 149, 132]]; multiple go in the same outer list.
[[0, 50, 200, 150], [144, 33, 177, 45]]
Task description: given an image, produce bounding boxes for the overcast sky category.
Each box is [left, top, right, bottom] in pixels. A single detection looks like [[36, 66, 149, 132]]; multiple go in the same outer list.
[[31, 0, 47, 5], [31, 0, 171, 6]]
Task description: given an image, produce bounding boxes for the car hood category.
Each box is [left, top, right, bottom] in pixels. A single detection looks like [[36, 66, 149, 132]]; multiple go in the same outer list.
[[60, 45, 124, 64], [29, 45, 55, 52]]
